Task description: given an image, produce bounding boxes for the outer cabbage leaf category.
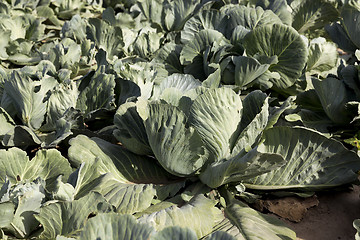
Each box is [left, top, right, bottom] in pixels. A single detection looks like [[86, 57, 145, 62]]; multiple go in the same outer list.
[[163, 0, 202, 32], [2, 71, 57, 130], [1, 125, 42, 148], [222, 5, 283, 38], [79, 213, 154, 240], [152, 43, 183, 75], [76, 67, 116, 114], [138, 194, 223, 239], [233, 56, 270, 88], [155, 74, 201, 98], [153, 74, 201, 105], [306, 38, 338, 75], [341, 4, 360, 49], [256, 0, 292, 25], [43, 38, 81, 72], [0, 107, 15, 139], [325, 22, 358, 53], [52, 0, 86, 19], [207, 231, 237, 240], [137, 0, 163, 29], [230, 91, 269, 156], [212, 200, 296, 240], [199, 147, 285, 188], [0, 202, 14, 229], [86, 18, 124, 61], [114, 102, 152, 156], [313, 77, 353, 124], [181, 9, 228, 43], [132, 30, 162, 59], [113, 61, 155, 100], [68, 135, 185, 213], [189, 88, 242, 161], [43, 80, 78, 131], [35, 192, 113, 239], [61, 15, 87, 42], [244, 127, 360, 190], [0, 14, 45, 41], [341, 65, 360, 99], [144, 103, 208, 176], [78, 213, 200, 240], [151, 226, 198, 240], [0, 148, 72, 186], [5, 180, 46, 238], [243, 24, 308, 89], [291, 0, 339, 36], [179, 29, 229, 80]]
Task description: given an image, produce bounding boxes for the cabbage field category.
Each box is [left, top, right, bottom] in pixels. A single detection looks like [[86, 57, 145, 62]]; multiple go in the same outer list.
[[1, 0, 360, 239]]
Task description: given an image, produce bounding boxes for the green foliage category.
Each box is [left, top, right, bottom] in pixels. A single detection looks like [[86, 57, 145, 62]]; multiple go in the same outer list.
[[1, 1, 360, 239]]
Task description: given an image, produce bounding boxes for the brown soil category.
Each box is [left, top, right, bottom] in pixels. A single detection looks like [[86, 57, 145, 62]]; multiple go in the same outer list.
[[274, 185, 360, 240]]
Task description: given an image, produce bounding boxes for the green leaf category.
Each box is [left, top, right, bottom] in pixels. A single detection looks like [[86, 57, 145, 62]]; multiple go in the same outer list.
[[292, 0, 339, 35], [180, 29, 227, 65], [132, 29, 162, 59], [43, 81, 78, 131], [1, 125, 42, 148], [157, 74, 201, 97], [256, 0, 292, 26], [0, 29, 10, 60], [79, 213, 154, 240], [325, 22, 358, 53], [307, 38, 338, 75], [137, 0, 163, 29], [0, 148, 28, 185], [302, 110, 334, 131], [76, 67, 116, 114], [0, 107, 15, 139], [180, 29, 229, 80], [8, 180, 46, 238], [189, 88, 242, 160], [86, 18, 123, 60], [0, 202, 15, 228], [145, 103, 208, 176], [24, 149, 73, 188], [3, 71, 57, 129], [50, 176, 75, 201], [138, 194, 222, 239], [243, 24, 308, 89], [341, 4, 360, 49], [218, 200, 296, 239], [207, 231, 237, 240], [0, 147, 72, 187], [222, 5, 283, 37], [230, 91, 270, 157], [68, 135, 184, 213], [313, 77, 352, 124], [153, 74, 201, 105], [233, 56, 270, 88], [35, 192, 113, 239], [200, 148, 285, 188], [163, 0, 202, 32], [44, 38, 81, 71], [62, 15, 87, 42], [152, 227, 198, 240], [244, 127, 360, 190], [114, 102, 152, 155], [152, 43, 183, 75], [181, 9, 228, 43]]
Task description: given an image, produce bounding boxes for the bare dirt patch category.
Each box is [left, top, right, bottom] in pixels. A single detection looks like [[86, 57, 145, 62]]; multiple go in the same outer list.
[[279, 185, 360, 240]]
